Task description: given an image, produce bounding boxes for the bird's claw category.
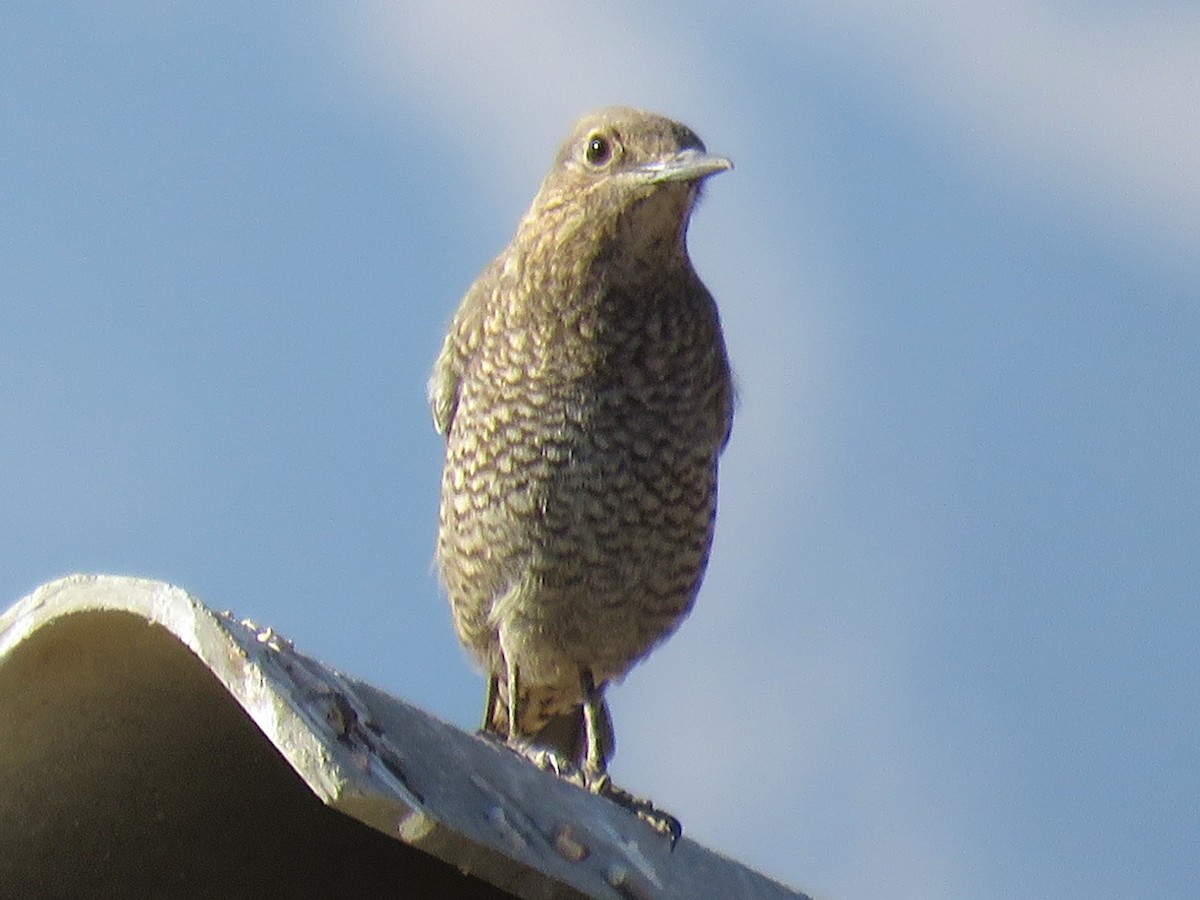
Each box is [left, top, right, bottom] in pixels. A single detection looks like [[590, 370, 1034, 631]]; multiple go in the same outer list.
[[503, 736, 579, 779], [584, 769, 683, 846], [526, 746, 575, 778]]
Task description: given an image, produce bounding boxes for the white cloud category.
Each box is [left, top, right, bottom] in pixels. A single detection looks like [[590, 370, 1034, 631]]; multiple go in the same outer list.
[[769, 0, 1200, 262], [338, 1, 741, 202], [342, 0, 1200, 261]]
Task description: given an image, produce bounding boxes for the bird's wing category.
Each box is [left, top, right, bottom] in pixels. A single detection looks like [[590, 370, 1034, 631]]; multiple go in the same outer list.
[[428, 259, 500, 437]]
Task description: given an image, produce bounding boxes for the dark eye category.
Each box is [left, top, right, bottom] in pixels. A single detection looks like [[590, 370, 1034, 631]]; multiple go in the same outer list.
[[585, 134, 612, 166]]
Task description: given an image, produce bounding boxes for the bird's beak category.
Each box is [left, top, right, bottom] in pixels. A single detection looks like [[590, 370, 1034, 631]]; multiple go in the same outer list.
[[639, 148, 733, 185]]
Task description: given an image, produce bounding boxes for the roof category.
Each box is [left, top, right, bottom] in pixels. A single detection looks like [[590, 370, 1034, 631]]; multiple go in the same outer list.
[[0, 574, 809, 899]]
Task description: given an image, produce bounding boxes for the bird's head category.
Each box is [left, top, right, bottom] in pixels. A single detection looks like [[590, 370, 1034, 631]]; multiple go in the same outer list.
[[525, 107, 731, 250]]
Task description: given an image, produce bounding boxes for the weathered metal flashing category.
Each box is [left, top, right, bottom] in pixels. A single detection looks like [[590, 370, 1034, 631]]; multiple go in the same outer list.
[[0, 575, 808, 899]]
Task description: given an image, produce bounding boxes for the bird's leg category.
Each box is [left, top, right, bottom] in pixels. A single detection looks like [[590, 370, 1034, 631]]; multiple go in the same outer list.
[[477, 658, 521, 742], [580, 669, 609, 787], [506, 654, 522, 741], [481, 672, 499, 734], [578, 669, 682, 846]]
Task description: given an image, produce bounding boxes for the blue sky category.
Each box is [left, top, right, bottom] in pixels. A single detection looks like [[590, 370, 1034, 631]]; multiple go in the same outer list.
[[3, 3, 1197, 898]]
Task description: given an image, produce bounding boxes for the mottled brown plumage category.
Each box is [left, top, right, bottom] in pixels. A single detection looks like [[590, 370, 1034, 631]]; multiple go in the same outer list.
[[430, 107, 733, 782]]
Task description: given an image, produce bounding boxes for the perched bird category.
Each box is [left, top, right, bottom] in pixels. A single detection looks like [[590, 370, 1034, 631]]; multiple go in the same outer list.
[[430, 107, 733, 789]]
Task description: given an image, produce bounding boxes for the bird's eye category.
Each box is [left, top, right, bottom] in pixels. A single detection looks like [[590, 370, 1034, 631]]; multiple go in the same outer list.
[[585, 134, 613, 166]]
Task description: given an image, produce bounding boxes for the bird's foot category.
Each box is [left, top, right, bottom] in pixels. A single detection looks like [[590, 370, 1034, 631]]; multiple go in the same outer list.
[[501, 735, 581, 780], [488, 732, 682, 845], [582, 769, 683, 846]]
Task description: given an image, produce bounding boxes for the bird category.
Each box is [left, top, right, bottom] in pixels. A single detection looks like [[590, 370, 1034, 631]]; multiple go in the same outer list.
[[429, 107, 733, 803]]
